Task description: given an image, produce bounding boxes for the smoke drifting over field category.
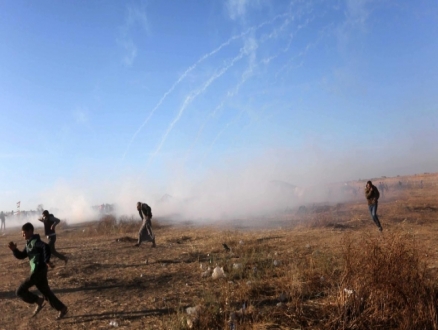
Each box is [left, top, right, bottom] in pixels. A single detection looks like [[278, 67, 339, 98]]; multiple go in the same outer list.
[[18, 137, 437, 226]]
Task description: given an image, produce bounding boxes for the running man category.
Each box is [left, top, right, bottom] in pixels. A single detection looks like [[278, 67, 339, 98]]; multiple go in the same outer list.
[[8, 222, 68, 320]]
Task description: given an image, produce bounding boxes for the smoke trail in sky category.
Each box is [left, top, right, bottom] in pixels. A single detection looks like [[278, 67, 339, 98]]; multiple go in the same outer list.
[[121, 13, 291, 161], [186, 53, 257, 167], [275, 33, 322, 80], [183, 15, 311, 167], [190, 12, 314, 169], [144, 41, 258, 169], [185, 13, 300, 161], [198, 112, 243, 169]]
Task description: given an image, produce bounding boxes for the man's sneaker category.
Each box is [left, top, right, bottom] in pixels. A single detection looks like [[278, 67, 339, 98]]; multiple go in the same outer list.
[[151, 238, 156, 248], [56, 307, 68, 320], [379, 227, 383, 232], [31, 297, 45, 318]]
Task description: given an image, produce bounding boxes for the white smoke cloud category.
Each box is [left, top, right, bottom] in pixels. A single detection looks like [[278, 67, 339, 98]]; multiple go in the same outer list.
[[226, 0, 250, 20], [117, 2, 149, 67]]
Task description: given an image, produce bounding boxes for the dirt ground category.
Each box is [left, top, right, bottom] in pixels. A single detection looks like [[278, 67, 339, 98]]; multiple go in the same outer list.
[[1, 173, 438, 330]]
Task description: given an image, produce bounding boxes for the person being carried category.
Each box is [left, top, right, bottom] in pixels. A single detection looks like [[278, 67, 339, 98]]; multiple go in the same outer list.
[[365, 180, 383, 232], [134, 202, 156, 248], [38, 210, 68, 265], [8, 222, 68, 320]]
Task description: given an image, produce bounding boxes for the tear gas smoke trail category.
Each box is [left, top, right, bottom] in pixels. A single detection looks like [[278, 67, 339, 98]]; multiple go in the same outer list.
[[183, 71, 251, 165], [198, 119, 234, 168], [144, 44, 256, 170], [273, 18, 327, 80], [121, 13, 290, 161], [182, 22, 303, 166], [183, 10, 317, 169], [181, 98, 227, 166], [217, 22, 326, 157], [121, 37, 240, 161], [185, 57, 256, 167], [199, 46, 307, 168]]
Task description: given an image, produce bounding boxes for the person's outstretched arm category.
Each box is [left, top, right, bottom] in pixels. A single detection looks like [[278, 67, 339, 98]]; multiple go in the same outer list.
[[8, 242, 28, 259]]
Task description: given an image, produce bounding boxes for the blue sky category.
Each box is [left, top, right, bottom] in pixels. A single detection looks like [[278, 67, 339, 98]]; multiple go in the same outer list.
[[1, 0, 437, 217]]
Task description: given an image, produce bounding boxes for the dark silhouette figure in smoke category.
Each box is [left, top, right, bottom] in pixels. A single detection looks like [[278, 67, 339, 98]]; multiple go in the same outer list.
[[365, 181, 383, 232], [134, 202, 156, 248], [38, 210, 68, 265], [378, 181, 387, 198], [0, 211, 5, 232]]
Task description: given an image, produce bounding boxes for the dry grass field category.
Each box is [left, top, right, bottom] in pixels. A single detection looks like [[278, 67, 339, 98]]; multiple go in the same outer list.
[[1, 173, 438, 330]]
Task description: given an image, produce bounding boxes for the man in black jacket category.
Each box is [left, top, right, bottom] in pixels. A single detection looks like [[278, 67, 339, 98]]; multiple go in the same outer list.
[[8, 222, 68, 320], [38, 210, 68, 264], [134, 202, 156, 248], [365, 181, 383, 231]]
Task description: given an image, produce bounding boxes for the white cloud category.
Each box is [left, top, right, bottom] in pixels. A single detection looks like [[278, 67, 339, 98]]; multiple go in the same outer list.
[[336, 0, 374, 51], [117, 2, 149, 67], [120, 39, 138, 67], [227, 0, 250, 20], [226, 0, 267, 21], [73, 108, 89, 124], [126, 4, 149, 32], [345, 0, 371, 27]]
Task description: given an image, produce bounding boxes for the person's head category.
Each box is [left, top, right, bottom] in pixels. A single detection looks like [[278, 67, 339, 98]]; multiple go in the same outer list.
[[366, 180, 372, 188], [42, 210, 49, 218], [136, 202, 142, 211], [21, 222, 34, 240]]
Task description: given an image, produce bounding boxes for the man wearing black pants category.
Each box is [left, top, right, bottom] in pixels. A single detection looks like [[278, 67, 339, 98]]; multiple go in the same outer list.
[[8, 222, 68, 320], [39, 210, 68, 264]]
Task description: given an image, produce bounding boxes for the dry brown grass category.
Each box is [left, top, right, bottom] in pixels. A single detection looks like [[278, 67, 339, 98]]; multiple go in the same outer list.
[[327, 233, 438, 329], [1, 173, 438, 329]]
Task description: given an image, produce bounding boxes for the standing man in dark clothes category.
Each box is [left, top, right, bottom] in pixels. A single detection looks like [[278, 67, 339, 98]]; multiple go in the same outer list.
[[38, 210, 68, 264], [134, 202, 156, 248], [8, 222, 68, 320], [365, 181, 383, 231], [0, 211, 5, 232]]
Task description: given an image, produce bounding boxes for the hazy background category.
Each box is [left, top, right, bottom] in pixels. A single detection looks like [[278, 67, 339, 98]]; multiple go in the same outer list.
[[1, 0, 437, 223]]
